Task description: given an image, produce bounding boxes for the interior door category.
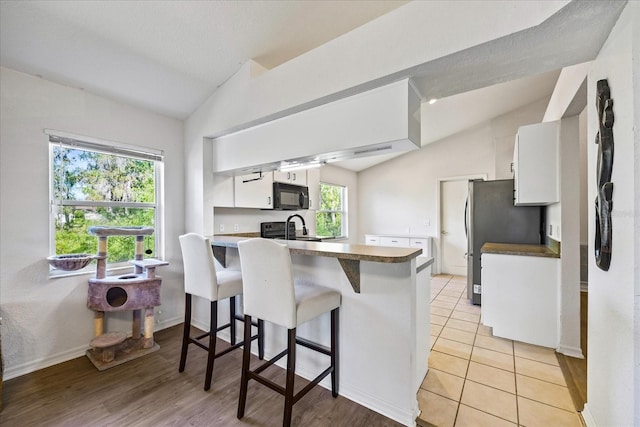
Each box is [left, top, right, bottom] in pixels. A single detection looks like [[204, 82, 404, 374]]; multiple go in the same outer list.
[[441, 179, 468, 276]]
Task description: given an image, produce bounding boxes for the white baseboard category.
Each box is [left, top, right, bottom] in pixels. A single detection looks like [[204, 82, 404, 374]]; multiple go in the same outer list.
[[557, 344, 585, 359], [581, 403, 597, 427], [3, 343, 89, 381], [3, 316, 183, 381]]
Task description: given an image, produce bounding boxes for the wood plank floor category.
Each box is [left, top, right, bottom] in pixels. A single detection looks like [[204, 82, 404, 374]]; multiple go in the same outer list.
[[0, 324, 401, 427]]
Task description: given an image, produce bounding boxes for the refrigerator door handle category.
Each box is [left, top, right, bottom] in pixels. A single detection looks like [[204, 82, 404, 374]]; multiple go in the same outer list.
[[464, 196, 469, 239]]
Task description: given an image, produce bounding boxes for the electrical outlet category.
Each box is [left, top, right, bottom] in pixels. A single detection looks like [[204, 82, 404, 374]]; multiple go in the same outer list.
[[549, 224, 553, 235], [219, 224, 225, 232], [424, 219, 430, 227], [233, 224, 239, 232]]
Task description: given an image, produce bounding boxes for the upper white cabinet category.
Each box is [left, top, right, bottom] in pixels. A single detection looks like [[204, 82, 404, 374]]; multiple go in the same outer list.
[[234, 173, 273, 209], [306, 168, 320, 210], [273, 170, 307, 186], [513, 121, 559, 206]]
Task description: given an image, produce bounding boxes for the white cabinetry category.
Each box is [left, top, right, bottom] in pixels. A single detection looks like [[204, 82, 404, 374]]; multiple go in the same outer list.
[[481, 253, 559, 348], [306, 168, 320, 210], [410, 238, 431, 254], [234, 173, 273, 209], [380, 236, 410, 247], [365, 235, 381, 246], [513, 121, 559, 206], [273, 170, 307, 186], [365, 235, 432, 258]]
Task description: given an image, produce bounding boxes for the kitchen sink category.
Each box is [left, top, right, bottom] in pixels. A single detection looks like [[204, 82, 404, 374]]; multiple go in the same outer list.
[[275, 236, 323, 242], [294, 236, 323, 242]]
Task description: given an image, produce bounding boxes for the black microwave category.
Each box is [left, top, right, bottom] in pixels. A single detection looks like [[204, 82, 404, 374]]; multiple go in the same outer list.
[[273, 182, 309, 210]]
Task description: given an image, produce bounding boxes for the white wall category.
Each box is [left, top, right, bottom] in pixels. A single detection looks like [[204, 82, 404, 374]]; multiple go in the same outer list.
[[358, 97, 548, 265], [583, 3, 639, 426], [557, 116, 582, 358], [0, 67, 185, 379], [579, 107, 589, 245]]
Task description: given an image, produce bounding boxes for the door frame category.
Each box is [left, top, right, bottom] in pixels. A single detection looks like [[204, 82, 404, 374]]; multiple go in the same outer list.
[[436, 174, 487, 275]]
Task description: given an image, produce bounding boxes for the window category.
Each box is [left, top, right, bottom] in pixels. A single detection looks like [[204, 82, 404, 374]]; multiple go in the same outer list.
[[316, 182, 347, 238], [49, 131, 163, 267]]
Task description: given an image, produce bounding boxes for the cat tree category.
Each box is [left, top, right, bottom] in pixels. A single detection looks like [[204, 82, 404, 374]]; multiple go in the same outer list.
[[49, 226, 168, 370]]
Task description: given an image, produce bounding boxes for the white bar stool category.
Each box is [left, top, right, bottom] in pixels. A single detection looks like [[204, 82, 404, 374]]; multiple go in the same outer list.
[[236, 238, 341, 427], [178, 233, 264, 391]]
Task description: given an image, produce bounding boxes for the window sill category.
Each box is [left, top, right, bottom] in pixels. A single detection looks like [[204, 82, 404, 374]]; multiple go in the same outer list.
[[48, 263, 132, 280]]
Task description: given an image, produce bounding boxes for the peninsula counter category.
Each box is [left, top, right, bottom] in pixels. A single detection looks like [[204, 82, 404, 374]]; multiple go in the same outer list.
[[208, 236, 433, 426]]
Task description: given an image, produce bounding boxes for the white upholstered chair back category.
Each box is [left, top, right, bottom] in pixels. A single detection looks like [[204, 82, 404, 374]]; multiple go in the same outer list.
[[179, 233, 219, 301], [237, 238, 297, 329]]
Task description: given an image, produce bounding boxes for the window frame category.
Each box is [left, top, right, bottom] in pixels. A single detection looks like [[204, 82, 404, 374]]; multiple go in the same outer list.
[[315, 181, 348, 239], [47, 130, 164, 277]]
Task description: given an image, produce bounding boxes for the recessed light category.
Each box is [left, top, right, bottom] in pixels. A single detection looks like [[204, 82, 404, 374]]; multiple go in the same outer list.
[[428, 98, 438, 105]]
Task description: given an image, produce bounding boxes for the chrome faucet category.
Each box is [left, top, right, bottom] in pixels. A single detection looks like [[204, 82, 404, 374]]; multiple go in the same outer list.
[[285, 214, 308, 240]]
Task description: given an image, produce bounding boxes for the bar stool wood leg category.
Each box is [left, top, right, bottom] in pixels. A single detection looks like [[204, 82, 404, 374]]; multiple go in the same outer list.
[[204, 301, 219, 391], [237, 315, 252, 419], [284, 328, 297, 427], [229, 296, 237, 346], [331, 308, 339, 397], [179, 294, 192, 372], [258, 319, 265, 360]]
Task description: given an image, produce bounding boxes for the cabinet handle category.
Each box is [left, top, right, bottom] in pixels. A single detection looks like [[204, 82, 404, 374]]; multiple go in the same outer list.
[[510, 162, 514, 173], [292, 172, 296, 181], [267, 196, 271, 205], [287, 172, 291, 180]]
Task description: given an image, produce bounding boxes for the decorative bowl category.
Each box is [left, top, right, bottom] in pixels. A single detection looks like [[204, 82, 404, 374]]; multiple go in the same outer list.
[[47, 254, 94, 271]]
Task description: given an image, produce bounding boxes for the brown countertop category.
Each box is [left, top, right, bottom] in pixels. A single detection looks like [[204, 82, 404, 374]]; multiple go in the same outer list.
[[209, 235, 432, 293], [210, 235, 423, 263], [481, 242, 560, 258]]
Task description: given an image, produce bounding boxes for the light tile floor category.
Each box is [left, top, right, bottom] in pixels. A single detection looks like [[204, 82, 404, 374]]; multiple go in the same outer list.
[[417, 274, 582, 427]]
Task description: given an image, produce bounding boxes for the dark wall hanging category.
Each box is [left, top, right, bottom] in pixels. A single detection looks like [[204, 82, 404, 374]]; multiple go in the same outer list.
[[594, 79, 614, 271]]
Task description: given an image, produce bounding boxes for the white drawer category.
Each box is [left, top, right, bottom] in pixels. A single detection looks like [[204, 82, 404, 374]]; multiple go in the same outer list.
[[410, 238, 432, 256], [365, 235, 380, 246], [380, 236, 410, 247]]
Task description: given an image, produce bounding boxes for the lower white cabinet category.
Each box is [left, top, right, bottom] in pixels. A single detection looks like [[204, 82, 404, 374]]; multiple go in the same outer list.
[[481, 253, 559, 348], [380, 236, 410, 247], [365, 235, 380, 245], [365, 235, 432, 258]]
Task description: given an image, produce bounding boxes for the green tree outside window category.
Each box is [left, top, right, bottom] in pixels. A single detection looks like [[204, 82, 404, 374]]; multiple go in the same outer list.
[[52, 146, 158, 263], [316, 183, 346, 238]]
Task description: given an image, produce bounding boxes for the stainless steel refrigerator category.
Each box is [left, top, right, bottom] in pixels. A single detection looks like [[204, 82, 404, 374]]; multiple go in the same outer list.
[[466, 179, 543, 305]]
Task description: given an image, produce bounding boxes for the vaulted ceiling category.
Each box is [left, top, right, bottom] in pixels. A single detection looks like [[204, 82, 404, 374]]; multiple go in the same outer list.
[[0, 1, 627, 171], [0, 0, 407, 119]]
